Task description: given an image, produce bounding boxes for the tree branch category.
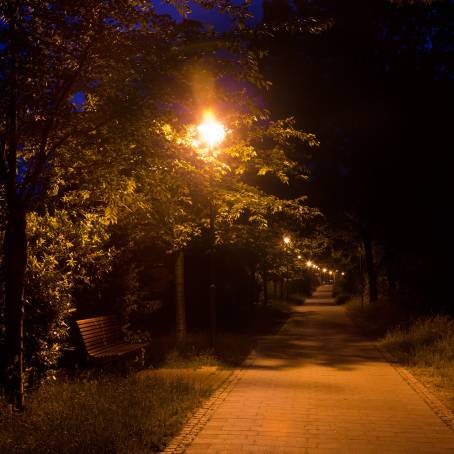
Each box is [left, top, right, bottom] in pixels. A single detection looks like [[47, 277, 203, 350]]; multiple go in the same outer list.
[[20, 9, 106, 205]]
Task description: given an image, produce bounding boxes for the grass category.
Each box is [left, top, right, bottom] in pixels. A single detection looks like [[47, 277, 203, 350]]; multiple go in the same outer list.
[[159, 331, 255, 369], [0, 372, 217, 454], [381, 315, 454, 411], [346, 297, 454, 412], [0, 299, 292, 453], [0, 301, 291, 453]]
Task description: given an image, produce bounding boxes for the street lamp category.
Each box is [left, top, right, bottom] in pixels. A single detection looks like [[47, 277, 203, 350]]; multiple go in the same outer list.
[[197, 110, 226, 151], [197, 110, 225, 349]]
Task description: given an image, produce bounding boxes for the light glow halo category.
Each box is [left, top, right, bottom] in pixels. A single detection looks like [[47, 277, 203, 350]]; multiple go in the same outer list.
[[197, 110, 226, 150]]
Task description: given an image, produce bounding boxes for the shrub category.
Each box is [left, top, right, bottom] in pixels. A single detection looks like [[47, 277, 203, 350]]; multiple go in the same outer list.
[[21, 210, 113, 384], [346, 297, 408, 337]]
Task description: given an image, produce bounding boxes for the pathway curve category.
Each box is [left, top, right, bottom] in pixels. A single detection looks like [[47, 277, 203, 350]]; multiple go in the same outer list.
[[182, 285, 454, 453]]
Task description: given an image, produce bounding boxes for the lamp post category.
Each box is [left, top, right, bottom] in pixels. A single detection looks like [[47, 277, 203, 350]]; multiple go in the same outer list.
[[197, 111, 225, 349], [283, 236, 291, 300]]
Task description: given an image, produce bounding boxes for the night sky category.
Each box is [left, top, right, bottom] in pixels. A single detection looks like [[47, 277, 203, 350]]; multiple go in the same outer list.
[[155, 0, 264, 31]]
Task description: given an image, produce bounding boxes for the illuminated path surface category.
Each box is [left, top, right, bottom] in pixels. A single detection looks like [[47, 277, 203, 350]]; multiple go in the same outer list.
[[182, 285, 454, 453]]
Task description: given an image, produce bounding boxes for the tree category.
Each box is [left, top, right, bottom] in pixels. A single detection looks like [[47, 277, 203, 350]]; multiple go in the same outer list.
[[0, 0, 252, 407], [0, 0, 322, 406]]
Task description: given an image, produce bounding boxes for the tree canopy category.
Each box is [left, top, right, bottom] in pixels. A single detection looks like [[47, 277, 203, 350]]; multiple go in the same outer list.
[[0, 0, 322, 406]]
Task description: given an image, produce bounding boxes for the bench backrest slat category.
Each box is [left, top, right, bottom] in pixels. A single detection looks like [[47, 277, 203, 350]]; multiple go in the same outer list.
[[76, 316, 124, 356]]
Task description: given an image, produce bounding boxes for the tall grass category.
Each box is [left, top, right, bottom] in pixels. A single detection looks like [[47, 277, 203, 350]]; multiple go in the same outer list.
[[0, 374, 212, 454], [383, 315, 454, 362], [382, 316, 454, 393]]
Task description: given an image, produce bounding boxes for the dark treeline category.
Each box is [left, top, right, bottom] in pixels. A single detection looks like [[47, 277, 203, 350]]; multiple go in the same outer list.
[[260, 0, 454, 312]]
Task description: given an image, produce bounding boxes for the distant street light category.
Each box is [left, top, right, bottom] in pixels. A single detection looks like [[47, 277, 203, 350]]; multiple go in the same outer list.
[[197, 110, 226, 349]]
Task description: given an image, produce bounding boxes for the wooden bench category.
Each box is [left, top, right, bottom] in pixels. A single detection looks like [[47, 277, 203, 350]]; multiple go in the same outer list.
[[76, 315, 149, 361]]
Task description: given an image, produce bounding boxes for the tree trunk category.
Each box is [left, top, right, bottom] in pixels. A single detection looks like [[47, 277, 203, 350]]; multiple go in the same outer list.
[[359, 253, 365, 307], [2, 11, 26, 408], [3, 206, 27, 410], [262, 266, 269, 305], [285, 263, 290, 300], [362, 232, 378, 303], [253, 268, 260, 305], [175, 250, 186, 344]]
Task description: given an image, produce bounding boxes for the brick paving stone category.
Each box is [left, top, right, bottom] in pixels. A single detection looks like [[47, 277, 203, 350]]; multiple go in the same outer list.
[[178, 285, 454, 454]]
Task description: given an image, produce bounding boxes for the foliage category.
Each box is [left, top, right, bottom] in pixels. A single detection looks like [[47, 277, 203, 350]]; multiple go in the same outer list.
[[154, 106, 321, 286], [24, 209, 113, 381], [0, 0, 323, 397]]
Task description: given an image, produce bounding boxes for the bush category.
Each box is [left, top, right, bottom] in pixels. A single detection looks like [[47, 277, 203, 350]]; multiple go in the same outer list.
[[22, 210, 113, 384], [332, 278, 356, 305]]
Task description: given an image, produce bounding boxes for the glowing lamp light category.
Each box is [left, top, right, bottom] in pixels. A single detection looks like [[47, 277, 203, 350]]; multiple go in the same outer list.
[[323, 268, 327, 272], [341, 272, 345, 276], [329, 271, 333, 275], [298, 255, 302, 259], [283, 236, 291, 245], [197, 111, 226, 150], [306, 261, 312, 267]]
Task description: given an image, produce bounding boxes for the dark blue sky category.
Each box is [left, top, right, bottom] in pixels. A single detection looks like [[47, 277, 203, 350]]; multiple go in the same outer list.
[[155, 0, 263, 31]]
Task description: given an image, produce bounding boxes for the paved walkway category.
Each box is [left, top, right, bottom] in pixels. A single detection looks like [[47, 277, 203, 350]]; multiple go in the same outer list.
[[183, 285, 454, 453]]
